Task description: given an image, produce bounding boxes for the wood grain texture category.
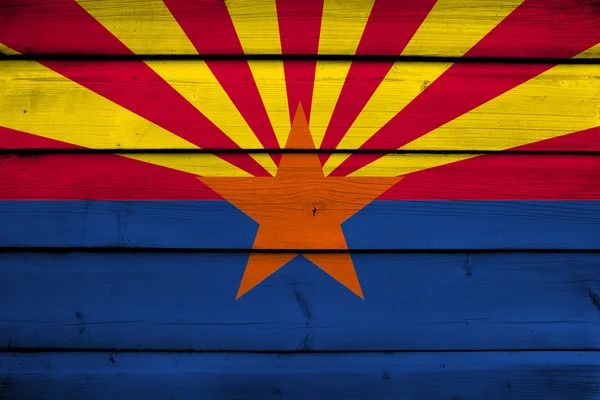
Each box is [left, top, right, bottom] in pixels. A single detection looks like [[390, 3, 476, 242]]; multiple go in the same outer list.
[[1, 252, 599, 351], [2, 200, 600, 250], [197, 114, 400, 298], [2, 152, 600, 200], [1, 0, 599, 58], [1, 0, 599, 395], [0, 61, 598, 151], [2, 351, 600, 400]]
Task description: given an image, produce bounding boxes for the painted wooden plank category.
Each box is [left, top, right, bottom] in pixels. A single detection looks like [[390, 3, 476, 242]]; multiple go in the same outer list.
[[0, 61, 598, 151], [0, 0, 599, 58], [1, 351, 599, 400], [1, 252, 599, 351], [2, 152, 600, 201], [2, 201, 600, 250]]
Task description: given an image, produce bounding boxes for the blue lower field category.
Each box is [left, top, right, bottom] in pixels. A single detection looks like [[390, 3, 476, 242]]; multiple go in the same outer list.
[[2, 200, 600, 399]]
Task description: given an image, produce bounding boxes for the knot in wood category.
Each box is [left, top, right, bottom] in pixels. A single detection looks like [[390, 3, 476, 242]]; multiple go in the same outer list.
[[303, 199, 326, 217]]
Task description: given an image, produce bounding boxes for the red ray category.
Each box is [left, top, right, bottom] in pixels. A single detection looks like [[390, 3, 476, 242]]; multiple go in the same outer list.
[[333, 0, 600, 175], [378, 127, 600, 200], [165, 0, 281, 162], [276, 0, 323, 120], [0, 0, 129, 55], [463, 0, 600, 59], [0, 0, 268, 177], [0, 127, 222, 200], [319, 0, 436, 159]]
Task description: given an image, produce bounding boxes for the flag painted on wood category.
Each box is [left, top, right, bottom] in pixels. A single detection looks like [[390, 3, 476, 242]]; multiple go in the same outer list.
[[1, 0, 600, 299]]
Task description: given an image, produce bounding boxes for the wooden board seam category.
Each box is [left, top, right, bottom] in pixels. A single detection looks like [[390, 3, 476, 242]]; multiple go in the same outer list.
[[3, 349, 600, 354], [2, 248, 600, 253], [4, 150, 600, 155], [1, 54, 600, 64]]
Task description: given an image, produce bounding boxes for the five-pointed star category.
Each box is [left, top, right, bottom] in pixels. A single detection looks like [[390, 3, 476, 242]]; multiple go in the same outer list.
[[199, 105, 401, 299]]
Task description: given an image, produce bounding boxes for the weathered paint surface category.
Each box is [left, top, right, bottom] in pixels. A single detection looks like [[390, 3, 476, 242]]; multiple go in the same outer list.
[[2, 0, 599, 57], [1, 0, 600, 398], [2, 201, 600, 249], [2, 252, 600, 350], [1, 352, 600, 400]]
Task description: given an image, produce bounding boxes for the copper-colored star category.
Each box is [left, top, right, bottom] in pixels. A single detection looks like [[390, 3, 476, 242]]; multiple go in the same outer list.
[[200, 105, 401, 299]]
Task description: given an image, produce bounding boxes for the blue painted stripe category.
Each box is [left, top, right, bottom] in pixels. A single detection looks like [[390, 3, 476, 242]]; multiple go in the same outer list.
[[1, 200, 600, 249], [2, 252, 599, 351], [1, 351, 599, 400]]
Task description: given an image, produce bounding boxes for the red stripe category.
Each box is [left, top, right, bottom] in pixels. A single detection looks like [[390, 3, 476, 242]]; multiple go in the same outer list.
[[378, 127, 600, 200], [333, 0, 600, 175], [165, 0, 281, 161], [161, 0, 246, 55], [319, 0, 436, 158], [276, 0, 323, 120], [0, 126, 72, 149], [465, 0, 600, 59], [353, 0, 437, 56], [3, 126, 598, 200], [4, 0, 596, 57], [0, 127, 221, 200], [0, 0, 268, 176], [0, 0, 129, 55]]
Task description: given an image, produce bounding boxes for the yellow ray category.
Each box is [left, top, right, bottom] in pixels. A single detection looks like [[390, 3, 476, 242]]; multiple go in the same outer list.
[[331, 153, 472, 177], [76, 0, 276, 174], [127, 153, 258, 177], [402, 0, 525, 57], [75, 0, 197, 54], [0, 43, 19, 55], [324, 0, 523, 174], [226, 0, 290, 147], [317, 0, 376, 54], [310, 0, 375, 147], [575, 43, 600, 59], [0, 58, 249, 177], [351, 63, 600, 176]]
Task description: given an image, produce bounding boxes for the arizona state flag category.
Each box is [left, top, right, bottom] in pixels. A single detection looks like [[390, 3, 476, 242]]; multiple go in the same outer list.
[[1, 0, 600, 299], [2, 0, 600, 398]]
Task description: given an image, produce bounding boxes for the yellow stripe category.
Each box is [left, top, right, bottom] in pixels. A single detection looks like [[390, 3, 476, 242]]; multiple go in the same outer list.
[[77, 0, 275, 174], [402, 0, 525, 57], [226, 0, 290, 147], [316, 0, 376, 55], [0, 58, 249, 177], [333, 153, 472, 176], [351, 64, 600, 176], [0, 43, 19, 55], [224, 0, 282, 54], [324, 0, 522, 174], [575, 43, 600, 59], [310, 0, 375, 147], [127, 154, 255, 177], [75, 0, 197, 54], [244, 61, 290, 147]]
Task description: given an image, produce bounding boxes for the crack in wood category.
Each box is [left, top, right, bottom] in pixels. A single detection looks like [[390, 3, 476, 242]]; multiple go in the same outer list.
[[589, 289, 600, 312]]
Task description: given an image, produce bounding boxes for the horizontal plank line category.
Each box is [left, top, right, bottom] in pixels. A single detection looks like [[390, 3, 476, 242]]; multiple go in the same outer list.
[[3, 348, 600, 354], [3, 149, 600, 156], [2, 248, 600, 254], [1, 54, 600, 64]]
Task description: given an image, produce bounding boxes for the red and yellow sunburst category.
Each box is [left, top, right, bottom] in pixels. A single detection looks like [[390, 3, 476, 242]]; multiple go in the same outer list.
[[1, 0, 599, 297]]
